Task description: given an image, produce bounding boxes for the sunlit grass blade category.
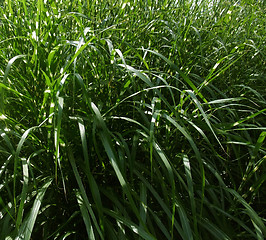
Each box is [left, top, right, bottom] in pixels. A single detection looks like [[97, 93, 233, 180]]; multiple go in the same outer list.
[[149, 97, 159, 177], [231, 109, 266, 128], [117, 63, 173, 111]]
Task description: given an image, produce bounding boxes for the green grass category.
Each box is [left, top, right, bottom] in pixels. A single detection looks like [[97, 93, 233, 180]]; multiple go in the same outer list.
[[0, 0, 265, 239]]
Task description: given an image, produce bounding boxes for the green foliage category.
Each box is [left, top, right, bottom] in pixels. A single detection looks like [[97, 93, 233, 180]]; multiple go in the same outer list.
[[0, 0, 265, 239]]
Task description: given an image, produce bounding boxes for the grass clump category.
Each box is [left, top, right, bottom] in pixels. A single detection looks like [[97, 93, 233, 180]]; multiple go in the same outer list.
[[0, 0, 265, 239]]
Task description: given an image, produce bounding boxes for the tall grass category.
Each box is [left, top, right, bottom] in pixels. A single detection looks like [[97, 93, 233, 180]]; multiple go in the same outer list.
[[0, 0, 265, 239]]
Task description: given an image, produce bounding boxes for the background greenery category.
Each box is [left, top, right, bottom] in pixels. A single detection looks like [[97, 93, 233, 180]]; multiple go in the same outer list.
[[0, 0, 265, 239]]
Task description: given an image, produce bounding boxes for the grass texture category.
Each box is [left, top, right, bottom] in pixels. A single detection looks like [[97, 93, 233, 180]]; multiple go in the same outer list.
[[0, 0, 265, 239]]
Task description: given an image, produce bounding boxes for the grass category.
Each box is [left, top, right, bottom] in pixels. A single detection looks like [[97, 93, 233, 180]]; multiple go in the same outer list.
[[0, 0, 265, 239]]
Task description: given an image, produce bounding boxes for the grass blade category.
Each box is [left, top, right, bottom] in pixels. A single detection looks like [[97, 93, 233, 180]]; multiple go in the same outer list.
[[18, 178, 53, 240]]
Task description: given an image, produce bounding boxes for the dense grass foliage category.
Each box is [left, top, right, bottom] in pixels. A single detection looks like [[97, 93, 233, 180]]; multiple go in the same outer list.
[[0, 0, 265, 239]]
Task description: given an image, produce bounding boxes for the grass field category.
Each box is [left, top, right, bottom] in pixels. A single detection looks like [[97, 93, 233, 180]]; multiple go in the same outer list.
[[0, 0, 265, 239]]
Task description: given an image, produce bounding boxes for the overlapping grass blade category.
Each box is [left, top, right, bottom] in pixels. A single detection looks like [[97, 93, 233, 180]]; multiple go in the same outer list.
[[226, 189, 266, 237], [0, 55, 26, 113], [17, 177, 53, 240], [91, 102, 141, 222], [103, 209, 156, 240], [182, 154, 198, 237], [76, 191, 96, 240], [68, 147, 104, 240]]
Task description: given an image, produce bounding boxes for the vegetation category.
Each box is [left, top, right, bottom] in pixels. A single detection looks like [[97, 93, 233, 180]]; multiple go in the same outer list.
[[0, 0, 265, 239]]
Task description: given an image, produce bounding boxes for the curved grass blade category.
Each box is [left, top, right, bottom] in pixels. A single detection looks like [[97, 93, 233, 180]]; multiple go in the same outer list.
[[91, 102, 141, 220], [13, 117, 50, 215], [226, 188, 266, 237], [15, 157, 29, 229], [17, 177, 53, 240], [0, 129, 15, 155], [76, 191, 96, 240], [200, 218, 231, 240], [182, 154, 198, 238], [211, 204, 259, 239], [149, 97, 160, 178], [148, 209, 171, 240], [77, 117, 104, 232], [117, 64, 173, 111], [139, 183, 147, 230], [162, 113, 205, 215], [140, 49, 207, 103], [175, 200, 194, 240], [68, 147, 104, 240], [103, 209, 156, 240], [0, 55, 26, 113], [135, 170, 185, 239], [186, 89, 224, 151], [239, 131, 266, 193]]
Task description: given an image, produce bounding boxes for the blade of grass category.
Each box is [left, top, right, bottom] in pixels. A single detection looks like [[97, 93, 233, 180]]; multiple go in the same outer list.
[[186, 89, 225, 151], [139, 183, 147, 230], [76, 191, 96, 240], [68, 147, 104, 240], [135, 170, 185, 239], [0, 55, 26, 113], [77, 117, 104, 232], [182, 154, 198, 238], [15, 157, 29, 229], [18, 177, 53, 240], [103, 209, 156, 240], [162, 113, 205, 216], [226, 188, 266, 237], [91, 102, 141, 223], [140, 49, 208, 104]]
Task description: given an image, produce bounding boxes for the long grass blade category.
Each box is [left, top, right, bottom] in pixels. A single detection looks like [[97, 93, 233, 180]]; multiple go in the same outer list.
[[18, 178, 53, 240]]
